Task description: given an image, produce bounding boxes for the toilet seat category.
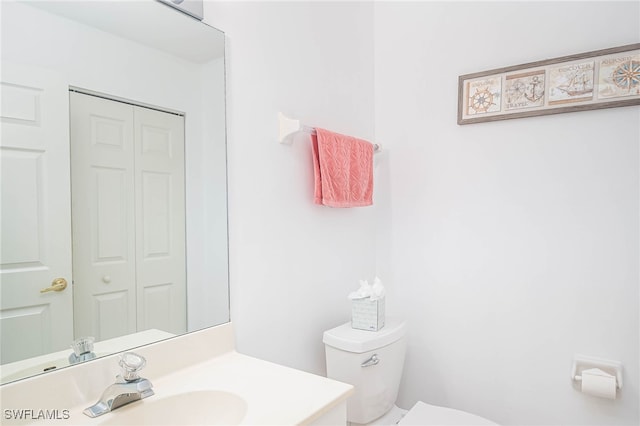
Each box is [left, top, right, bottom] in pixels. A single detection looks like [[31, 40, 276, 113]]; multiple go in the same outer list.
[[398, 401, 498, 426]]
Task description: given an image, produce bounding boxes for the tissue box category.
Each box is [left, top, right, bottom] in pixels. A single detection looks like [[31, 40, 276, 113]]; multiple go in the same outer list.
[[351, 297, 385, 331]]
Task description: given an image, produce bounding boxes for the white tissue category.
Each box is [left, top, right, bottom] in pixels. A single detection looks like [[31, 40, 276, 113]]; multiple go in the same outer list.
[[370, 276, 386, 301], [348, 276, 385, 300], [348, 280, 372, 300], [581, 368, 617, 399]]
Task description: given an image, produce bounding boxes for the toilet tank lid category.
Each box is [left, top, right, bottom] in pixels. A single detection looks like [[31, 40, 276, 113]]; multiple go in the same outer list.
[[323, 317, 406, 353]]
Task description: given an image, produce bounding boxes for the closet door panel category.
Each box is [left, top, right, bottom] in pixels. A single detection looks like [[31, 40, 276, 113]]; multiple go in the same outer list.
[[134, 106, 186, 335], [70, 92, 136, 340]]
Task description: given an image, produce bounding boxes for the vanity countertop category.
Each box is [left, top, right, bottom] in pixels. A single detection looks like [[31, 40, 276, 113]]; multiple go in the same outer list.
[[92, 351, 352, 425], [0, 323, 354, 425]]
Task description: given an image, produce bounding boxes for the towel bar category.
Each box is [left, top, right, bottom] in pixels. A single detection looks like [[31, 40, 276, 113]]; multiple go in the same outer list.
[[278, 112, 381, 152]]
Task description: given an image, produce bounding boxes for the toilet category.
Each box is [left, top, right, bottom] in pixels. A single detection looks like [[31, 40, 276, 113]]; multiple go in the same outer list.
[[323, 318, 498, 425]]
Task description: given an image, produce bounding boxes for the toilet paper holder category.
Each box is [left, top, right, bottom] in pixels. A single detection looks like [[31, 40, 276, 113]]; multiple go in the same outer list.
[[571, 354, 623, 390]]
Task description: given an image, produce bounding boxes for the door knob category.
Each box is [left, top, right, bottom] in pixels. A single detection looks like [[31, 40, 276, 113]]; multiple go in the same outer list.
[[40, 278, 68, 293]]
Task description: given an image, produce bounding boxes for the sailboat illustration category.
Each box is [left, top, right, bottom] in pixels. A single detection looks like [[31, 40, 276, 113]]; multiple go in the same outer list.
[[557, 72, 593, 96]]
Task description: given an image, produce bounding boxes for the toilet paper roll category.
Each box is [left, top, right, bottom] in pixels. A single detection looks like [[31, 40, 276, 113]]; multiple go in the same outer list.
[[581, 368, 617, 399]]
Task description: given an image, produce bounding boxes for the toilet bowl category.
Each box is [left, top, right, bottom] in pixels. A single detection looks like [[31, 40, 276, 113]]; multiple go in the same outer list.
[[398, 401, 497, 425], [323, 318, 498, 426]]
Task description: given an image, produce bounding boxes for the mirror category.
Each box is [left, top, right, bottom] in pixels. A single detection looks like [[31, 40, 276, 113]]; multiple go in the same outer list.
[[0, 0, 229, 384]]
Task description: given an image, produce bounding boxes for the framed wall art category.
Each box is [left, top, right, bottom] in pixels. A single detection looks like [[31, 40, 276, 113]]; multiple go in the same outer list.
[[457, 43, 640, 125]]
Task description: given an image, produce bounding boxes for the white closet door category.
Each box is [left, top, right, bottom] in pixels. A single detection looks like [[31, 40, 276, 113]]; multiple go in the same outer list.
[[71, 93, 186, 339], [70, 92, 136, 341], [134, 106, 186, 335], [0, 64, 73, 363]]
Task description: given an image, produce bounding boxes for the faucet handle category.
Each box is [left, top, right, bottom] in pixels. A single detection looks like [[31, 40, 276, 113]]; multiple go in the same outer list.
[[119, 352, 147, 381], [71, 336, 95, 356]]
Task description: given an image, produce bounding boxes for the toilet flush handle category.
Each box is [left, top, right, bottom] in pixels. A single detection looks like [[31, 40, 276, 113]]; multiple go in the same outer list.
[[361, 354, 379, 368]]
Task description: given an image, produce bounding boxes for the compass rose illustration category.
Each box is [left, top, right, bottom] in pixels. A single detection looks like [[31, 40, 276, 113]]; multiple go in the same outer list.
[[612, 60, 640, 92]]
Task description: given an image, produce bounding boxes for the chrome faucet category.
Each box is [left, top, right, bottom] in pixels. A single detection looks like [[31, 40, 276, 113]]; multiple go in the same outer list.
[[68, 337, 96, 365], [83, 352, 154, 418]]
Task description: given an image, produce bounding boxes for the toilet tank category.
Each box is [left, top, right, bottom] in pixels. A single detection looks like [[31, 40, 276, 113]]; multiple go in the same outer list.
[[323, 318, 406, 425]]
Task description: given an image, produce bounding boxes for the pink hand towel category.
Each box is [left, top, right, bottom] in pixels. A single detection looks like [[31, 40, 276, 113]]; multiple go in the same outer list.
[[311, 128, 374, 207]]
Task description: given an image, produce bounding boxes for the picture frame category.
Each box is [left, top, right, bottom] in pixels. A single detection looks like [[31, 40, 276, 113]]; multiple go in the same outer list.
[[457, 43, 640, 125]]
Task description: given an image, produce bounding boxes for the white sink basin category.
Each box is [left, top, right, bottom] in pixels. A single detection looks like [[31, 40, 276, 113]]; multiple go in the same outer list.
[[98, 390, 248, 425]]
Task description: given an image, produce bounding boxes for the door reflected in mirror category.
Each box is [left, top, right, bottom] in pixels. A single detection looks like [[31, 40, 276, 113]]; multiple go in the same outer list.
[[70, 92, 187, 340], [0, 0, 229, 384]]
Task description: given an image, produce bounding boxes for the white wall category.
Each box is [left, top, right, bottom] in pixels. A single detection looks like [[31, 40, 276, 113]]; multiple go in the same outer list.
[[375, 2, 639, 425], [208, 1, 638, 425], [204, 1, 377, 374]]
